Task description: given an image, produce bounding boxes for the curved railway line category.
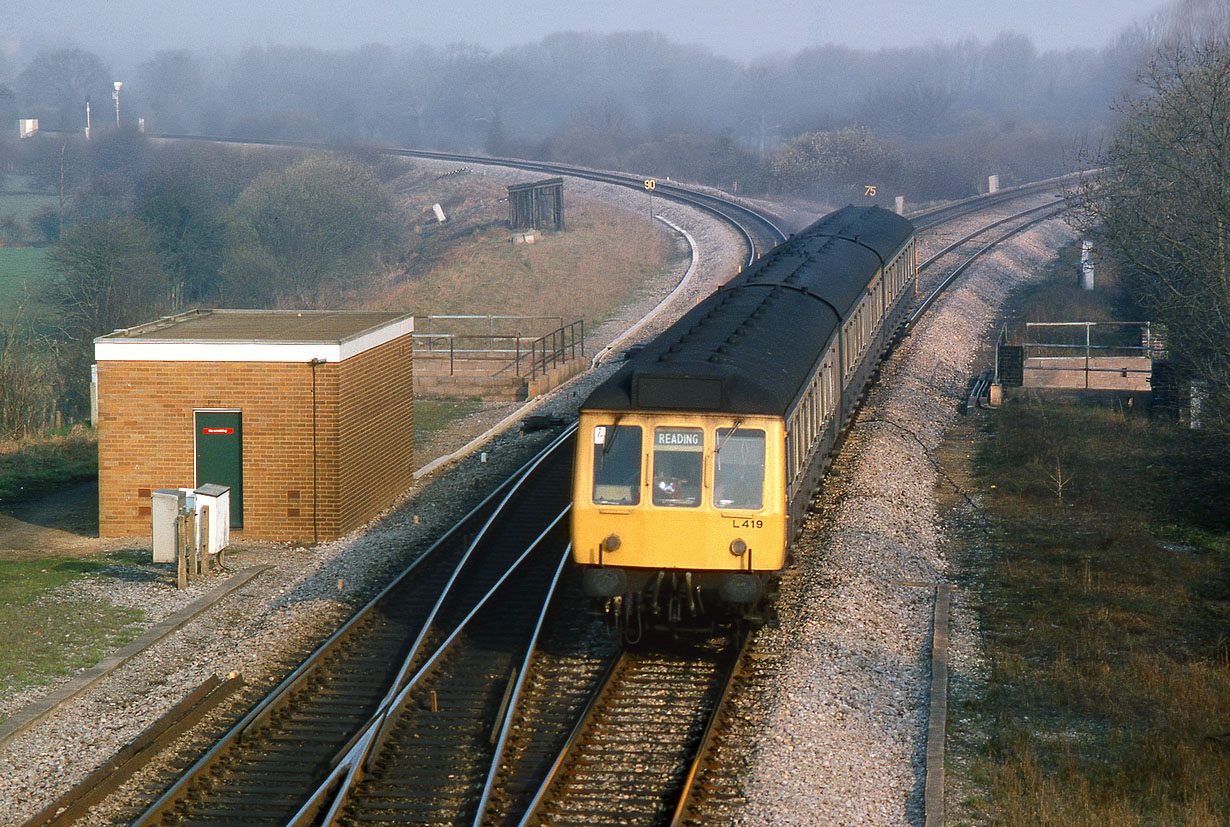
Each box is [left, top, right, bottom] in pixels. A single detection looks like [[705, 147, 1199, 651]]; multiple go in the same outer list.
[[18, 140, 1074, 827], [151, 134, 790, 267]]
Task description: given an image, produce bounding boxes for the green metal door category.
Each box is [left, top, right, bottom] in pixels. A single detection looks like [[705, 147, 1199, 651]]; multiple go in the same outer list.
[[195, 411, 243, 529]]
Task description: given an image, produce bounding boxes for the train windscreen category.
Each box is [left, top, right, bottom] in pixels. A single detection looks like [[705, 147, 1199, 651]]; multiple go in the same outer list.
[[652, 427, 703, 507], [714, 428, 765, 509], [592, 424, 641, 505]]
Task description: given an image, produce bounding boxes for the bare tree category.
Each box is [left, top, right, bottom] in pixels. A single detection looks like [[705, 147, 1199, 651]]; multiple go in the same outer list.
[[45, 217, 171, 412], [1069, 41, 1230, 430], [1160, 0, 1230, 49], [0, 308, 54, 440]]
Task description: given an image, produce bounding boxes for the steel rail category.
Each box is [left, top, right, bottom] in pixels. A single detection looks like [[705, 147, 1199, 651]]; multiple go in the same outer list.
[[138, 132, 787, 267], [512, 652, 628, 827], [918, 201, 1061, 271], [511, 636, 737, 827], [666, 634, 748, 826], [127, 424, 576, 827], [287, 508, 572, 827], [471, 548, 573, 826], [909, 205, 1067, 327], [909, 170, 1080, 229], [376, 422, 577, 709]]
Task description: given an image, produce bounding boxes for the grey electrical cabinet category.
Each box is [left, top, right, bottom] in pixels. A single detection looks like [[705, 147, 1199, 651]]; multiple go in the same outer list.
[[152, 488, 186, 563]]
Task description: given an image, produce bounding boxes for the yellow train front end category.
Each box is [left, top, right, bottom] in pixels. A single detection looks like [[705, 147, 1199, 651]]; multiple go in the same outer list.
[[571, 409, 787, 631]]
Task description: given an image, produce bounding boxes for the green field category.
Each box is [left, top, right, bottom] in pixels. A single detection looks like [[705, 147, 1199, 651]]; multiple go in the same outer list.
[[0, 247, 54, 321], [0, 189, 59, 229]]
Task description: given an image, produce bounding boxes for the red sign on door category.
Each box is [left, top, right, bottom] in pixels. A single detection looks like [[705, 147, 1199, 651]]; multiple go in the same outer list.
[[202, 427, 234, 435]]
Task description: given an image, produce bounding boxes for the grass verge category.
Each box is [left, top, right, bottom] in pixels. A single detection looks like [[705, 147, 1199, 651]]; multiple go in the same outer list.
[[951, 403, 1230, 826], [355, 176, 682, 328], [413, 395, 485, 442], [0, 431, 98, 502], [0, 555, 144, 700]]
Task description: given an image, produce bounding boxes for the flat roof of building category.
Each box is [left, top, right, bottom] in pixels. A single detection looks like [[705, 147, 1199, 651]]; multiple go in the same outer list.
[[95, 310, 415, 363]]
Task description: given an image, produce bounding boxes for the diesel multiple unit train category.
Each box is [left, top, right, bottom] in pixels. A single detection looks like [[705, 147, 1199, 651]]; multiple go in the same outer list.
[[570, 205, 917, 635]]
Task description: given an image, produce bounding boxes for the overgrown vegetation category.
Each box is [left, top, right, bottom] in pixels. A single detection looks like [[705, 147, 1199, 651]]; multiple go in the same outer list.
[[0, 556, 144, 697], [948, 174, 1230, 824], [1070, 7, 1230, 432], [0, 430, 97, 501], [956, 403, 1230, 826]]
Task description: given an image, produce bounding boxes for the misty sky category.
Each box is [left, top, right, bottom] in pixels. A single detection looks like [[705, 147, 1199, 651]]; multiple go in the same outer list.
[[6, 0, 1169, 67]]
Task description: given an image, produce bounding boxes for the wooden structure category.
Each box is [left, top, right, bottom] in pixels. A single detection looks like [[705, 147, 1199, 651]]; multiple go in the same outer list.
[[508, 178, 564, 231]]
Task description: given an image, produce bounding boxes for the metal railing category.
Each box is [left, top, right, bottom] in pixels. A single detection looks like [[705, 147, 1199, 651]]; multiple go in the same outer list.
[[530, 320, 584, 380], [1021, 321, 1154, 389], [413, 315, 584, 380]]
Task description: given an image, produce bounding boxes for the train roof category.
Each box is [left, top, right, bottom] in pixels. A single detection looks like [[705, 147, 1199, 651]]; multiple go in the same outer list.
[[582, 205, 914, 417]]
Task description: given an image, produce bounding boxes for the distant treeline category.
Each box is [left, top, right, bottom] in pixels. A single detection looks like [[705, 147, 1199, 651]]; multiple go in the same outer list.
[[0, 28, 1156, 203], [0, 136, 400, 431]]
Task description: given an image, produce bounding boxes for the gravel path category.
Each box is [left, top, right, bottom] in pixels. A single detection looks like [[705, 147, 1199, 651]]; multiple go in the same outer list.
[[736, 219, 1076, 826]]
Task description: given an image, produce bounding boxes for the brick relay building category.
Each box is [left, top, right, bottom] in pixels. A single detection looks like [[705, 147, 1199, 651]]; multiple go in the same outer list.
[[94, 310, 415, 542]]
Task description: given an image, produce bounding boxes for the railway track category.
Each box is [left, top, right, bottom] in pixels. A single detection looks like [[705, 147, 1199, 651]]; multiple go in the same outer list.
[[147, 133, 789, 266], [514, 635, 742, 827], [124, 427, 576, 826], [911, 199, 1068, 324], [288, 513, 574, 825], [909, 172, 1075, 231], [31, 140, 1074, 826]]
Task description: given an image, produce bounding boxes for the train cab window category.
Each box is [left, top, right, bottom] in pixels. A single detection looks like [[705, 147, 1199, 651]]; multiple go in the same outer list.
[[592, 424, 642, 505], [652, 427, 703, 507], [714, 428, 765, 510]]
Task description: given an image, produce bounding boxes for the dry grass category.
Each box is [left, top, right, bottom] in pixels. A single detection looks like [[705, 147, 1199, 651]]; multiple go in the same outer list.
[[946, 239, 1230, 826], [0, 430, 97, 502], [340, 168, 681, 326], [953, 392, 1230, 827]]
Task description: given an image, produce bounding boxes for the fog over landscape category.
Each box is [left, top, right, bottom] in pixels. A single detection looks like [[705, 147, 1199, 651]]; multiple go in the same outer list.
[[0, 0, 1222, 422], [7, 0, 1168, 66], [0, 3, 1227, 826]]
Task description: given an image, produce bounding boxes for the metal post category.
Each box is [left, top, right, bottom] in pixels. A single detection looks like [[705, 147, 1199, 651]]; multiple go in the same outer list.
[[188, 511, 200, 578], [994, 326, 1002, 384], [1085, 322, 1091, 390], [176, 512, 188, 590], [449, 337, 454, 376]]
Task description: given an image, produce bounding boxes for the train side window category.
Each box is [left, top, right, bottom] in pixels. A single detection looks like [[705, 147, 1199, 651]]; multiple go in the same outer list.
[[592, 424, 642, 505], [652, 427, 703, 507], [714, 428, 765, 509]]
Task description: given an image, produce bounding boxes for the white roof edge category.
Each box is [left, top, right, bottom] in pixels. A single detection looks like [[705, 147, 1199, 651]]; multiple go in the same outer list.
[[94, 316, 415, 363]]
